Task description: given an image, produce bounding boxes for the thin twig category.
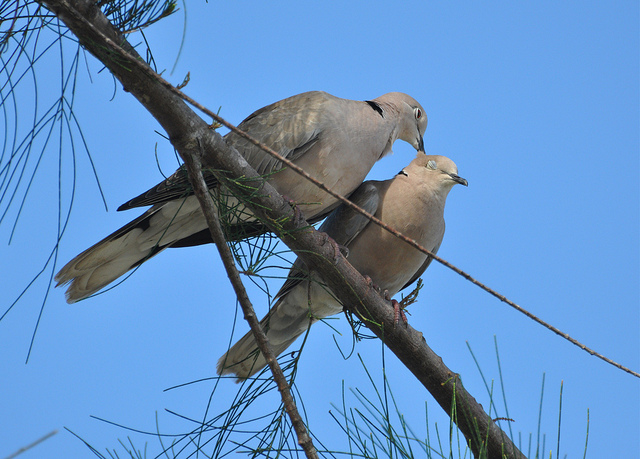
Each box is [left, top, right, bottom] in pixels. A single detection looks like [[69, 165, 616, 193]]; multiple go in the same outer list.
[[4, 430, 58, 459], [182, 149, 318, 459]]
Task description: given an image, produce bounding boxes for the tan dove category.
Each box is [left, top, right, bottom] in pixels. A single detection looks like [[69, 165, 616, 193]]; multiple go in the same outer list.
[[55, 91, 428, 303], [217, 152, 467, 380]]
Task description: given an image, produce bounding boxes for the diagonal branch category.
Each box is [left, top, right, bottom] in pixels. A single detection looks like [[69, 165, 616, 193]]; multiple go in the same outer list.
[[39, 0, 527, 457]]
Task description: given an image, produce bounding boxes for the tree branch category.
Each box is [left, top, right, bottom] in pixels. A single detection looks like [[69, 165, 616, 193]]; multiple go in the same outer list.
[[39, 1, 526, 457], [182, 151, 318, 458]]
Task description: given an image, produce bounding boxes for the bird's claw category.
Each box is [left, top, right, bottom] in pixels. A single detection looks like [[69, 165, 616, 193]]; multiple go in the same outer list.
[[282, 195, 305, 225], [320, 232, 344, 263], [391, 299, 408, 326], [364, 275, 381, 293], [364, 278, 406, 325]]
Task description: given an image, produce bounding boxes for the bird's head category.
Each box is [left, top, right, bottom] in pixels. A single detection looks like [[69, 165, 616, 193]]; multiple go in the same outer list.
[[402, 152, 468, 193], [376, 93, 428, 151]]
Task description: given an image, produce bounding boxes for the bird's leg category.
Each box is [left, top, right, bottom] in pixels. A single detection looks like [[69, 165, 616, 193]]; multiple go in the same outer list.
[[363, 278, 408, 325], [391, 299, 408, 326], [318, 232, 346, 263], [364, 275, 381, 293], [384, 291, 409, 325], [281, 194, 306, 226], [280, 195, 347, 263]]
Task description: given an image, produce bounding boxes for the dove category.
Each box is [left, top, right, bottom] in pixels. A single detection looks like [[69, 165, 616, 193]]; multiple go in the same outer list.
[[55, 91, 427, 302], [217, 152, 467, 379]]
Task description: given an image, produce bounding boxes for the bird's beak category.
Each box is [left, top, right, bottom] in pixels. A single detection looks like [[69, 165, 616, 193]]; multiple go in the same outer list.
[[449, 173, 468, 187], [416, 134, 424, 152]]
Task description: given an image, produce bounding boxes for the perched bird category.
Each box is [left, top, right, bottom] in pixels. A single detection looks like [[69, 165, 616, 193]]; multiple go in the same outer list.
[[217, 152, 467, 380], [55, 91, 427, 303]]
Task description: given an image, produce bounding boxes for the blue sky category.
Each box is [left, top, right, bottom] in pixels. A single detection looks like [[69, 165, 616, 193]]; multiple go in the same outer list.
[[1, 1, 638, 457]]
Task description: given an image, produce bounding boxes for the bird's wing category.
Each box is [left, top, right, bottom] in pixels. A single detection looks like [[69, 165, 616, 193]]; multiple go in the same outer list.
[[274, 181, 382, 300], [118, 92, 333, 211], [117, 167, 218, 211]]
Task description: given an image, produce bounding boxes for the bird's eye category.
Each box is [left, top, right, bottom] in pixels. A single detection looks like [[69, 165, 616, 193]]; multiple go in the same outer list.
[[414, 108, 423, 120], [427, 160, 437, 170]]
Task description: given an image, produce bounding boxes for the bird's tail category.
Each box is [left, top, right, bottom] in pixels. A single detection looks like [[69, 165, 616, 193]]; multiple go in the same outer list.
[[55, 198, 208, 303], [217, 297, 316, 381]]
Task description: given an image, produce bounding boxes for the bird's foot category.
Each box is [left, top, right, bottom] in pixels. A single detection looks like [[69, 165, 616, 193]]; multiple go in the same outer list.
[[391, 299, 408, 326], [320, 232, 347, 263], [282, 195, 306, 225], [363, 277, 408, 325], [364, 275, 381, 293]]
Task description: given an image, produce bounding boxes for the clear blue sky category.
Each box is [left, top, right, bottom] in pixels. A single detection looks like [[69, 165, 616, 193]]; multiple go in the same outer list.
[[1, 1, 638, 457]]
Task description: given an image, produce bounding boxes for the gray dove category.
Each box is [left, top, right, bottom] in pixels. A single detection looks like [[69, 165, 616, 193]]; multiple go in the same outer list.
[[217, 152, 467, 380], [55, 91, 427, 303]]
